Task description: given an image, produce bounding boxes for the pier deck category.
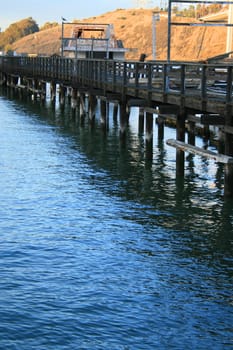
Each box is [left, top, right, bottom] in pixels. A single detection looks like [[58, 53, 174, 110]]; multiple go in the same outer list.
[[1, 56, 233, 197]]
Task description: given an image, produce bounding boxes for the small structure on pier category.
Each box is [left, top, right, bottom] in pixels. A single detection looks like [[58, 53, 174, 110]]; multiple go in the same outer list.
[[62, 22, 129, 60]]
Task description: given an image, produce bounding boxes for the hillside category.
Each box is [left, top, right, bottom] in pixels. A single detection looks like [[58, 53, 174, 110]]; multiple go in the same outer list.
[[11, 8, 228, 61]]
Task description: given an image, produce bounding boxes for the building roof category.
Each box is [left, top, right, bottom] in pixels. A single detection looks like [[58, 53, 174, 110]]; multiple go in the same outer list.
[[200, 10, 228, 22]]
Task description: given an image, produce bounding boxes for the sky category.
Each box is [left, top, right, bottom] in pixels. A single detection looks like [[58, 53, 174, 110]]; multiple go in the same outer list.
[[0, 0, 156, 31]]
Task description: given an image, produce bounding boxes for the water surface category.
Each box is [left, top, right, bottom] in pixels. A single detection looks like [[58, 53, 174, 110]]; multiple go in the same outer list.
[[0, 89, 232, 349]]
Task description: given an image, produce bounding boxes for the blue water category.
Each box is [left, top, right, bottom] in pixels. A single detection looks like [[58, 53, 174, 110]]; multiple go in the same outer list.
[[0, 89, 232, 349]]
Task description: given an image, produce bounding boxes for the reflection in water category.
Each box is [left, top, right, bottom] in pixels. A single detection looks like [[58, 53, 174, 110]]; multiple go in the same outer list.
[[0, 87, 232, 349]]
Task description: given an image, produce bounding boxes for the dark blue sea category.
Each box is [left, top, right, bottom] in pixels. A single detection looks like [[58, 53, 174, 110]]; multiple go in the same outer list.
[[0, 88, 232, 349]]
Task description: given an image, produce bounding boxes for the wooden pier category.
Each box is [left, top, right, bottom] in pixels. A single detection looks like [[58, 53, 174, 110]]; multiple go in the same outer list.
[[0, 56, 233, 197]]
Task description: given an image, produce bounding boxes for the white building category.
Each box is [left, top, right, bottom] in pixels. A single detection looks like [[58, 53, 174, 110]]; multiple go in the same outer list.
[[62, 23, 130, 60]]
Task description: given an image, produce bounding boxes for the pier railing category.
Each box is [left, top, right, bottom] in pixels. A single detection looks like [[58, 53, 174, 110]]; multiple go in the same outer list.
[[1, 56, 233, 196], [0, 56, 233, 113]]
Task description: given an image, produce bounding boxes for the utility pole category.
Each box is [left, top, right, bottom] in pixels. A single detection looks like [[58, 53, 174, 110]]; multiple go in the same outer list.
[[61, 17, 67, 57], [226, 0, 233, 53], [152, 12, 160, 60], [167, 0, 172, 61]]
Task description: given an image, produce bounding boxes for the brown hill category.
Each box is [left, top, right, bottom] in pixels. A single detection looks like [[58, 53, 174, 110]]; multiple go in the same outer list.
[[11, 8, 227, 61]]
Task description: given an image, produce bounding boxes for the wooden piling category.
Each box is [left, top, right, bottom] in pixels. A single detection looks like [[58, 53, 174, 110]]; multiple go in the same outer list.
[[88, 94, 97, 122], [59, 85, 66, 105], [79, 92, 86, 121], [100, 99, 107, 129], [145, 111, 153, 160], [2, 57, 233, 197], [157, 116, 164, 141], [224, 106, 233, 196], [187, 121, 195, 146], [176, 109, 186, 176], [138, 107, 144, 134], [119, 100, 129, 138], [224, 163, 233, 197], [71, 88, 77, 110], [39, 81, 47, 101], [50, 81, 56, 102], [113, 102, 118, 122]]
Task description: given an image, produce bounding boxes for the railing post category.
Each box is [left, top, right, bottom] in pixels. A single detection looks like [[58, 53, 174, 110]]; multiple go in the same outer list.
[[224, 66, 233, 197], [163, 63, 169, 94], [180, 64, 185, 95], [139, 107, 144, 134], [201, 65, 207, 101], [145, 111, 153, 160], [176, 107, 186, 176], [226, 66, 233, 104], [119, 99, 128, 138]]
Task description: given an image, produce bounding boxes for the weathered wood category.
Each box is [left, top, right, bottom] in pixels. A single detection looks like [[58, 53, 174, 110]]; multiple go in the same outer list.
[[156, 116, 164, 140], [187, 121, 195, 146], [50, 81, 56, 102], [59, 85, 66, 105], [167, 139, 233, 164], [113, 102, 118, 121], [144, 107, 158, 114], [200, 114, 225, 125], [138, 107, 144, 133], [119, 100, 129, 137], [88, 94, 97, 121], [71, 88, 77, 109], [145, 112, 153, 160], [157, 104, 180, 115], [127, 98, 147, 107], [100, 100, 107, 126], [2, 56, 233, 196], [187, 114, 201, 123], [224, 164, 233, 197], [221, 125, 233, 135], [145, 112, 153, 140]]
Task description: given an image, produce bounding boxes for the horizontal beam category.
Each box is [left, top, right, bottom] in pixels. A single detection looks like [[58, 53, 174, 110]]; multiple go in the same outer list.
[[171, 22, 233, 27], [166, 139, 233, 164], [200, 114, 225, 125], [170, 0, 233, 4], [127, 99, 147, 107], [157, 105, 180, 115]]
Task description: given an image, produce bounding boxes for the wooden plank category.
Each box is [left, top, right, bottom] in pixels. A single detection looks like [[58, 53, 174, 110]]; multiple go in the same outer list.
[[157, 104, 180, 115], [187, 114, 201, 123], [144, 104, 180, 115], [200, 114, 225, 125], [221, 125, 233, 135], [144, 107, 159, 114], [127, 98, 147, 107], [166, 139, 233, 164], [157, 114, 177, 121]]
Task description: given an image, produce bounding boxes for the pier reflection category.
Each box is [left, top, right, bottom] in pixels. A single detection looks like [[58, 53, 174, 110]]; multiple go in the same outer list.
[[2, 87, 233, 260]]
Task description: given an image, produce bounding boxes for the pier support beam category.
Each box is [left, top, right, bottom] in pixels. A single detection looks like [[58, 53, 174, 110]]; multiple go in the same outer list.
[[59, 85, 66, 106], [88, 94, 97, 123], [113, 102, 118, 123], [138, 107, 144, 134], [100, 99, 107, 129], [224, 107, 233, 197], [71, 88, 78, 110], [39, 81, 47, 101], [157, 116, 164, 141], [224, 163, 233, 197], [176, 110, 186, 176], [0, 72, 6, 86], [50, 81, 56, 102], [187, 120, 195, 146], [77, 92, 86, 117], [145, 111, 153, 160], [119, 100, 129, 138], [7, 75, 18, 88]]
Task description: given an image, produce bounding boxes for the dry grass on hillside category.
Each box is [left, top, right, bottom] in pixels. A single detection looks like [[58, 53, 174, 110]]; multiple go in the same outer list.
[[12, 8, 228, 61]]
